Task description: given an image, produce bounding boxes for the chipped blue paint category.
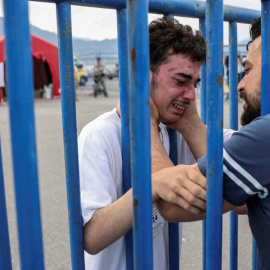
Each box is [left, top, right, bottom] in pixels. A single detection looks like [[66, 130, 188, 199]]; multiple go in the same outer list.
[[206, 1, 224, 269], [1, 1, 262, 270], [0, 137, 12, 270], [199, 17, 207, 270], [126, 0, 153, 269], [56, 2, 85, 270], [30, 0, 261, 23], [3, 0, 45, 269], [229, 21, 239, 270], [167, 127, 179, 270], [117, 9, 133, 270], [261, 1, 270, 116]]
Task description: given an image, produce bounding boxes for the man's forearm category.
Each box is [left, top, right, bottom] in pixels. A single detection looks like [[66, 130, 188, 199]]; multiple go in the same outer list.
[[177, 115, 207, 160], [156, 198, 206, 222], [84, 189, 133, 255], [157, 196, 235, 223]]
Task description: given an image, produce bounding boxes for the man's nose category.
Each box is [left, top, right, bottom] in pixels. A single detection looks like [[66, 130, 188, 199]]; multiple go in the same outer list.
[[184, 86, 196, 101], [237, 76, 245, 93]]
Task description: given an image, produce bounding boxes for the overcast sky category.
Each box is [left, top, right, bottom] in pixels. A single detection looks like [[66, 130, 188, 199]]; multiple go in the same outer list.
[[0, 0, 261, 43]]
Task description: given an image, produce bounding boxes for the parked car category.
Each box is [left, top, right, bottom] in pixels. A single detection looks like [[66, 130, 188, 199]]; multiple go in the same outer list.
[[73, 56, 88, 86], [104, 63, 119, 80], [85, 65, 94, 78]]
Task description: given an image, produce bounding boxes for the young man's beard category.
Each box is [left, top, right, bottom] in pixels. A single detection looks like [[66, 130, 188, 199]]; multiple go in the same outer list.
[[240, 89, 261, 126]]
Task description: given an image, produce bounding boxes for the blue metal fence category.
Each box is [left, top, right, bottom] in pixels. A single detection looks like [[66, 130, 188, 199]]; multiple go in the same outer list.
[[0, 0, 263, 269], [205, 2, 224, 269], [56, 3, 85, 269], [0, 136, 12, 270], [229, 20, 239, 270], [116, 9, 133, 270], [3, 1, 45, 269]]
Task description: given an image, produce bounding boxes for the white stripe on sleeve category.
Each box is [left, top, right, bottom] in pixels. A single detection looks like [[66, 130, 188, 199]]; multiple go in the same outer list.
[[223, 149, 268, 199]]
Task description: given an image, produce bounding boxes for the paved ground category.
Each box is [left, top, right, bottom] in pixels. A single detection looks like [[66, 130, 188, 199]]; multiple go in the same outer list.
[[0, 83, 253, 269]]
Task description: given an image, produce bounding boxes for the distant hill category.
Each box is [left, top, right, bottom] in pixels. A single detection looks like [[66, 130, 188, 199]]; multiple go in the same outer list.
[[0, 16, 118, 56], [0, 16, 249, 57]]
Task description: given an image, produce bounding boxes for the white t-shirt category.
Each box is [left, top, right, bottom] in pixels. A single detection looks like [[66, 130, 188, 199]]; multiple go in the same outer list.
[[78, 109, 234, 270]]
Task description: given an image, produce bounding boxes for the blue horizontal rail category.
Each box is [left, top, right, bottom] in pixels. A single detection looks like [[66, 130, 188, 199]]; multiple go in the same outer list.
[[29, 0, 260, 23]]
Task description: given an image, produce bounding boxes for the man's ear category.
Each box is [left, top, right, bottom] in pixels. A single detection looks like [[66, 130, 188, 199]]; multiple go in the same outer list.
[[149, 70, 152, 81], [116, 100, 121, 118]]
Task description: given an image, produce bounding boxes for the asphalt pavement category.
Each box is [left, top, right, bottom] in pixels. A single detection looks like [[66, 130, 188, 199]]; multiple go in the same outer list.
[[0, 82, 252, 270]]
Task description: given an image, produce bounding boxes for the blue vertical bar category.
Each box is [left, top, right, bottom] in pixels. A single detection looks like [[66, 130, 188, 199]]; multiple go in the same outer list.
[[168, 220, 179, 270], [199, 18, 207, 124], [166, 127, 179, 270], [3, 1, 45, 269], [255, 4, 268, 270], [117, 9, 133, 270], [228, 21, 238, 270], [206, 1, 224, 270], [252, 238, 262, 270], [199, 17, 207, 270], [256, 248, 262, 270], [56, 3, 85, 270], [163, 13, 180, 270], [261, 0, 270, 116], [229, 22, 238, 129], [0, 137, 12, 270], [126, 0, 153, 269], [252, 237, 257, 270]]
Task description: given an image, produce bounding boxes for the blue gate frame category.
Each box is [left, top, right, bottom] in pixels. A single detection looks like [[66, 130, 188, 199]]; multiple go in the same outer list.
[[0, 0, 266, 270]]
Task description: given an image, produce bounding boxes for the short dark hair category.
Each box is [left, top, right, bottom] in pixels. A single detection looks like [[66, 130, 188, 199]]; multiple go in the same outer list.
[[149, 17, 206, 73], [247, 17, 261, 50]]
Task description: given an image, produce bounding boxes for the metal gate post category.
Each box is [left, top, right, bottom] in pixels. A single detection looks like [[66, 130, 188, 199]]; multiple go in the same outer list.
[[205, 0, 224, 269], [126, 0, 153, 268], [167, 127, 179, 270], [228, 21, 239, 270], [0, 137, 12, 269], [56, 2, 85, 269], [117, 8, 133, 270], [3, 0, 45, 269], [199, 17, 207, 270], [261, 0, 270, 115]]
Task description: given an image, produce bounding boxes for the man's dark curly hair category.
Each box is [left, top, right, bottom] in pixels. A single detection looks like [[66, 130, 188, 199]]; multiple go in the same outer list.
[[247, 17, 261, 50], [149, 17, 206, 73]]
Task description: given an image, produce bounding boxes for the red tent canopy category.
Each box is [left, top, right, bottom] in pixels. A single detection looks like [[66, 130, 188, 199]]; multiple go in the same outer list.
[[0, 34, 60, 97]]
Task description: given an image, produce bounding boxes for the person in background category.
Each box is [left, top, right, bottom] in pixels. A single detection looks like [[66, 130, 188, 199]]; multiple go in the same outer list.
[[225, 53, 229, 85], [74, 65, 79, 101], [93, 57, 107, 97], [224, 53, 230, 100], [237, 53, 245, 82]]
